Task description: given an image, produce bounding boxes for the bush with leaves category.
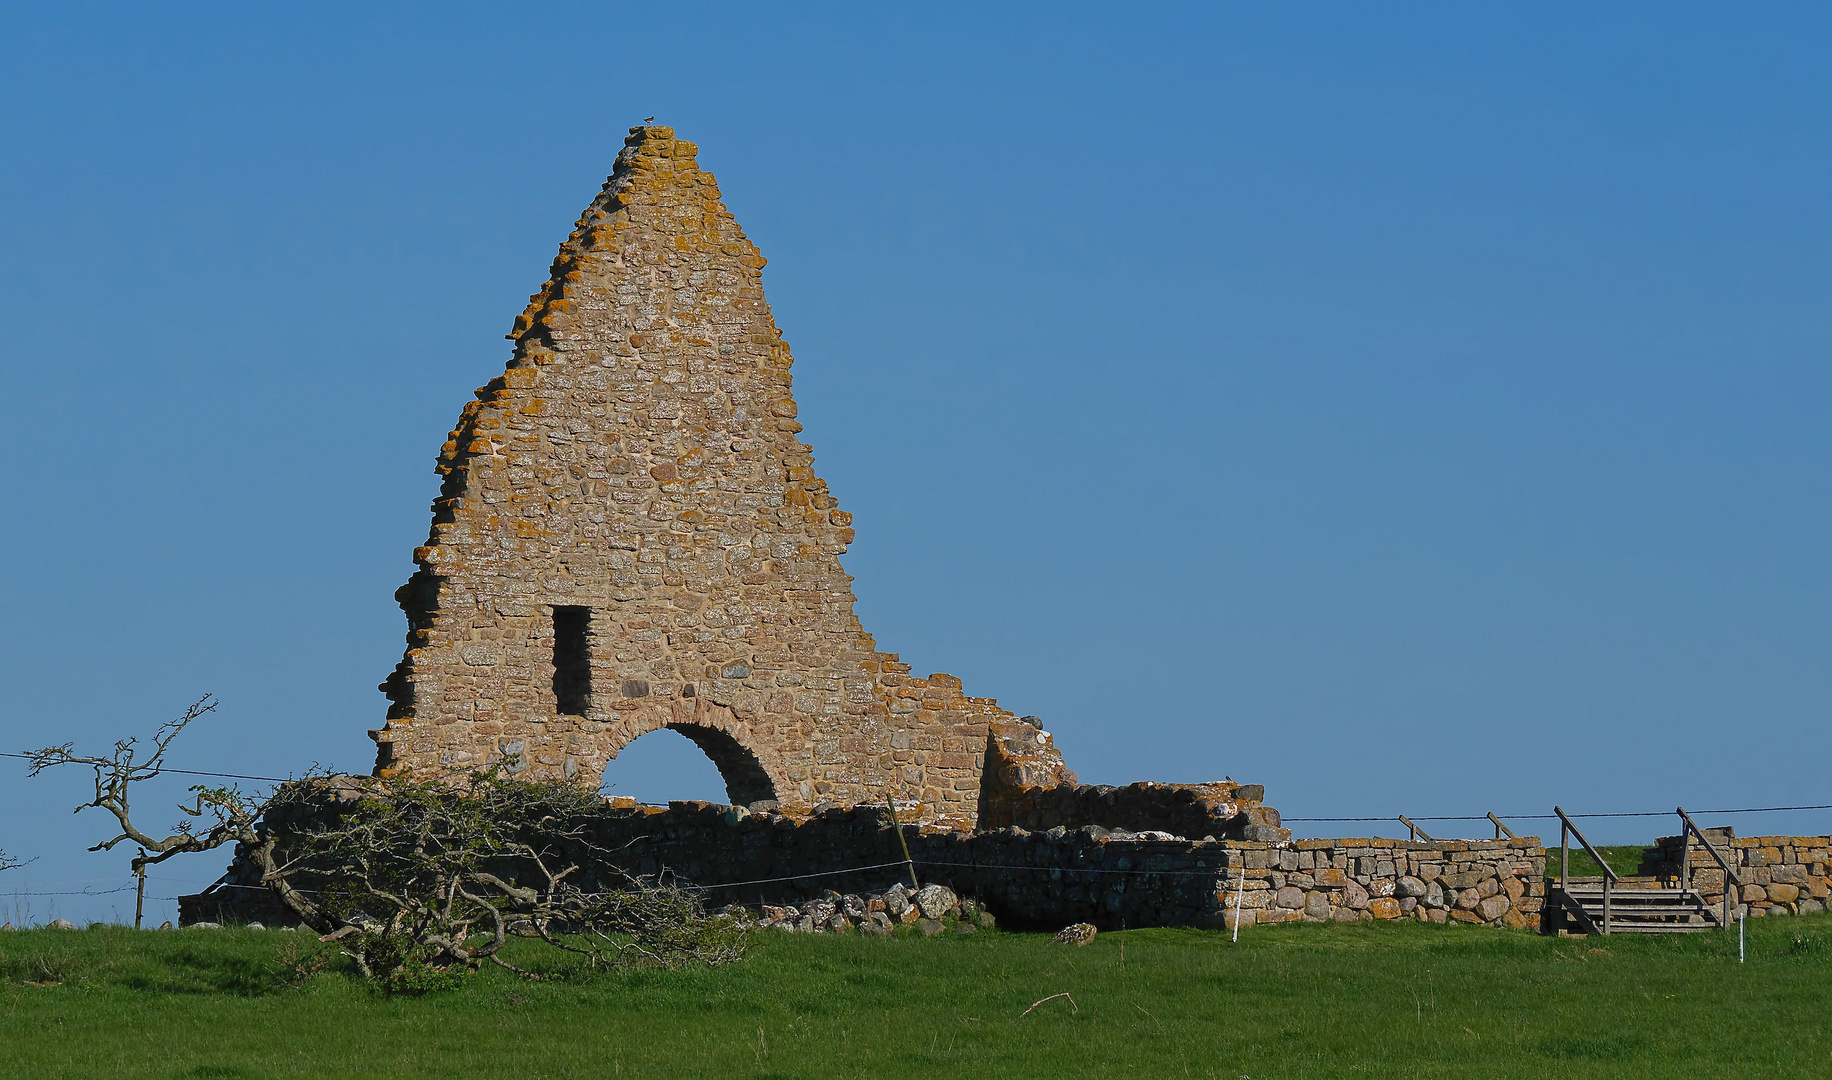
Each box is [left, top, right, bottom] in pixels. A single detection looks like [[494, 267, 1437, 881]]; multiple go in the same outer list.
[[27, 696, 748, 990]]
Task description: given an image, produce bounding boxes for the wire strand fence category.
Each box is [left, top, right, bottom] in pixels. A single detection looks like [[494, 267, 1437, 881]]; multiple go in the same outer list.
[[5, 752, 1828, 908]]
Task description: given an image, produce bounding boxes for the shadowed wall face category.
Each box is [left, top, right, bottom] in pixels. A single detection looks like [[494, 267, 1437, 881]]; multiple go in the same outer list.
[[370, 126, 1069, 822]]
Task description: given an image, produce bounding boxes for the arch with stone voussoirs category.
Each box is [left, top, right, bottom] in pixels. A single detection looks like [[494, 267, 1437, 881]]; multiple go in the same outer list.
[[595, 702, 784, 808]]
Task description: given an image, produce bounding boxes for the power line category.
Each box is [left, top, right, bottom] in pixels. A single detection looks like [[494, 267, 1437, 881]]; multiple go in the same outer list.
[[0, 752, 299, 784], [1285, 803, 1832, 823], [6, 747, 1826, 822], [1, 885, 136, 898]]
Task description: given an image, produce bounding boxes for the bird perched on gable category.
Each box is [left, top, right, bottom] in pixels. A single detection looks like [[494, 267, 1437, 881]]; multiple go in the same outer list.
[[643, 115, 656, 123]]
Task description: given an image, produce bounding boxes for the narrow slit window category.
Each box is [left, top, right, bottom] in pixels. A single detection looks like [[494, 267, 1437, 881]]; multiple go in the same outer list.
[[553, 606, 592, 716]]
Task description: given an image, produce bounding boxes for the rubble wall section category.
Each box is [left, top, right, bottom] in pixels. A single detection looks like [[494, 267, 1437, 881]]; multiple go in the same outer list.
[[976, 778, 1285, 842], [186, 796, 1543, 931]]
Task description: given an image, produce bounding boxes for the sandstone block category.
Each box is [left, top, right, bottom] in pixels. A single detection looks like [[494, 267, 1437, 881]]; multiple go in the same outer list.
[[1275, 886, 1305, 910], [1303, 891, 1330, 919], [1368, 897, 1402, 920], [1396, 876, 1426, 898]]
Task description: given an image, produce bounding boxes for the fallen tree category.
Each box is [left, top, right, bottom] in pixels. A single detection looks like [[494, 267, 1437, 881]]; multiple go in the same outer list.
[[26, 696, 748, 990]]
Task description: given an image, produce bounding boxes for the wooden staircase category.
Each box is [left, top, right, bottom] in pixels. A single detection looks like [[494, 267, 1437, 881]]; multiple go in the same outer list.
[[1546, 806, 1740, 936], [1547, 877, 1724, 934]]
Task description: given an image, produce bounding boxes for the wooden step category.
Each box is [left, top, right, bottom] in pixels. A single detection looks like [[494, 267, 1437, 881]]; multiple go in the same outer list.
[[1605, 924, 1717, 934], [1547, 882, 1725, 934], [1561, 893, 1702, 902]]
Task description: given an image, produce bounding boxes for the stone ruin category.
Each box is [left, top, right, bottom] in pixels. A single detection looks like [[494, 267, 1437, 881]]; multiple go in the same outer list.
[[367, 124, 1284, 842], [197, 128, 1828, 937]]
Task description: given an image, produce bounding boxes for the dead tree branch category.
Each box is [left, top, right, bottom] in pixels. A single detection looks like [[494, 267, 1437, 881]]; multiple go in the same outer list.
[[26, 700, 747, 991]]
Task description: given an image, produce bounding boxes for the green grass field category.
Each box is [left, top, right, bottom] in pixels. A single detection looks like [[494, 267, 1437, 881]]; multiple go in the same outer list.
[[1546, 844, 1656, 880], [1, 913, 1827, 1079]]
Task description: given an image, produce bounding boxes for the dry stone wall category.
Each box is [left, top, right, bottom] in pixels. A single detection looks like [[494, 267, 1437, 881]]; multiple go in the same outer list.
[[188, 791, 1539, 932], [1639, 832, 1832, 917], [369, 125, 1076, 823], [1251, 838, 1546, 930], [978, 775, 1287, 843]]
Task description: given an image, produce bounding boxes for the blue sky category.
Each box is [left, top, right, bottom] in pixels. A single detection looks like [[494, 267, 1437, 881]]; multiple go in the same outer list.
[[3, 4, 1829, 924]]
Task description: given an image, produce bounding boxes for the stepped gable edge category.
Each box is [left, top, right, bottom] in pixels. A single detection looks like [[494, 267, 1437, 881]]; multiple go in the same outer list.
[[367, 124, 1274, 833]]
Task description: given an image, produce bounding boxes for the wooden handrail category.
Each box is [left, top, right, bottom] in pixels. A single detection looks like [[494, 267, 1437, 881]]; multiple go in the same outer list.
[[1675, 807, 1739, 884], [1553, 806, 1617, 883], [1398, 815, 1435, 843], [1677, 806, 1740, 931], [1487, 812, 1518, 840], [1555, 805, 1613, 934]]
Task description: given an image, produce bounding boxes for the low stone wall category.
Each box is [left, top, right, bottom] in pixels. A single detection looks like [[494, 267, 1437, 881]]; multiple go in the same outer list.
[[973, 719, 1287, 842], [186, 789, 1543, 932], [975, 779, 1288, 842], [1639, 832, 1831, 917], [1246, 838, 1546, 930]]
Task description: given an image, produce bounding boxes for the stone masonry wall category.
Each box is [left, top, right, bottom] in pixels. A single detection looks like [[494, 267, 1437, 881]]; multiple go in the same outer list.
[[975, 716, 1287, 841], [977, 778, 1287, 842], [1639, 832, 1832, 918], [190, 790, 1541, 932], [369, 125, 1074, 824]]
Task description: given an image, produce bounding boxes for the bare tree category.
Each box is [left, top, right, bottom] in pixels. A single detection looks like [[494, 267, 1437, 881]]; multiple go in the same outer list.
[[266, 771, 747, 987], [26, 697, 281, 874], [0, 850, 22, 873], [27, 696, 747, 990]]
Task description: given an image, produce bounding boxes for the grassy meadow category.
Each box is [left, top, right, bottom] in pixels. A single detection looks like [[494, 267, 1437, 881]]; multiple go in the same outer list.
[[1547, 844, 1659, 880], [0, 912, 1827, 1079]]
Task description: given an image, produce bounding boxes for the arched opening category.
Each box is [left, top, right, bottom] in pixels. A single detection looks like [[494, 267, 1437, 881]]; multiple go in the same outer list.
[[598, 723, 778, 808]]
